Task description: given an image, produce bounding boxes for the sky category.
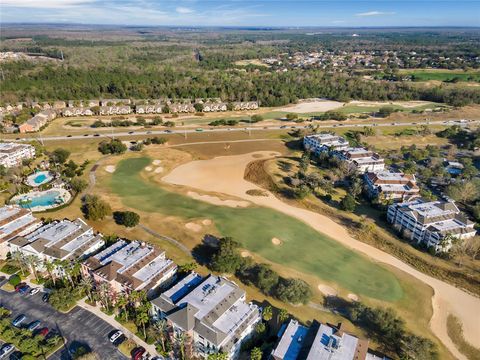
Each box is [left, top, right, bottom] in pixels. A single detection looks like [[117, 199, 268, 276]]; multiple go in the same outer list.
[[1, 0, 479, 27]]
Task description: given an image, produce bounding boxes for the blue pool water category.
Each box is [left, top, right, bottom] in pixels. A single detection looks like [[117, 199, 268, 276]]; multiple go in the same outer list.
[[33, 174, 48, 184], [18, 191, 61, 209]]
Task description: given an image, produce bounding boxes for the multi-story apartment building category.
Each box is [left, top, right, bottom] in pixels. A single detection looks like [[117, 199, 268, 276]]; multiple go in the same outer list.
[[7, 218, 104, 271], [271, 319, 369, 360], [0, 142, 35, 168], [334, 147, 385, 173], [364, 171, 419, 202], [303, 133, 350, 154], [0, 205, 42, 257], [387, 199, 476, 251], [151, 273, 261, 359], [82, 240, 177, 296]]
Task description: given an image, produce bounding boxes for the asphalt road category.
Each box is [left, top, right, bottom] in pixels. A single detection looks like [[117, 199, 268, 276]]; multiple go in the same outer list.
[[0, 287, 126, 360], [9, 119, 478, 142]]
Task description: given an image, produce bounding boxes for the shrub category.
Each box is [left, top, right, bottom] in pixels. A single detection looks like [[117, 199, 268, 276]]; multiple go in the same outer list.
[[340, 194, 356, 212], [8, 274, 21, 286], [98, 139, 127, 155], [81, 195, 111, 221], [275, 278, 312, 304], [113, 211, 140, 227]]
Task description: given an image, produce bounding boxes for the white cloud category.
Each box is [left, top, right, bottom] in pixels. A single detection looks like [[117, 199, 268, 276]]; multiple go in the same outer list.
[[1, 0, 95, 8], [176, 6, 194, 14], [356, 11, 396, 17]]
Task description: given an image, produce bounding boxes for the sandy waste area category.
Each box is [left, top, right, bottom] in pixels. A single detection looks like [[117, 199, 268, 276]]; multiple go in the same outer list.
[[278, 99, 344, 113], [186, 191, 250, 208], [163, 151, 480, 359]]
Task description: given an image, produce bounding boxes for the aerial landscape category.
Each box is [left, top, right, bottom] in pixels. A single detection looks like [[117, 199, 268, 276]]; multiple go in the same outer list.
[[0, 1, 480, 360]]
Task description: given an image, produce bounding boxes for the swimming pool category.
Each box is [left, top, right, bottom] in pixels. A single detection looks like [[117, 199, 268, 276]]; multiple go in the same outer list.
[[25, 171, 53, 187], [17, 191, 61, 208]]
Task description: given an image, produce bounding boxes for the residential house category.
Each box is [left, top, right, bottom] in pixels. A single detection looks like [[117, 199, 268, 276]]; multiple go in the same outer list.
[[52, 101, 67, 110], [62, 107, 94, 117], [303, 133, 350, 154], [82, 240, 177, 296], [0, 205, 42, 258], [170, 103, 195, 113], [232, 101, 259, 111], [271, 319, 369, 360], [334, 147, 385, 173], [18, 110, 57, 133], [86, 100, 100, 107], [7, 218, 104, 272], [387, 199, 476, 251], [100, 99, 131, 106], [151, 273, 261, 359], [99, 106, 132, 116], [136, 104, 163, 114], [364, 171, 420, 202], [0, 142, 35, 168], [203, 102, 227, 112]]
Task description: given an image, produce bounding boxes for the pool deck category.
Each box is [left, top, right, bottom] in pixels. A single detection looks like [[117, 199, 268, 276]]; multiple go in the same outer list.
[[10, 188, 72, 212], [25, 171, 54, 187]]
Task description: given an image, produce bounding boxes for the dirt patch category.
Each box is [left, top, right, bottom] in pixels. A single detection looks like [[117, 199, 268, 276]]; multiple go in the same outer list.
[[278, 99, 344, 113], [186, 191, 251, 208], [318, 284, 338, 297], [241, 250, 252, 258], [185, 222, 202, 232], [105, 165, 116, 173], [271, 237, 282, 246], [349, 100, 433, 108]]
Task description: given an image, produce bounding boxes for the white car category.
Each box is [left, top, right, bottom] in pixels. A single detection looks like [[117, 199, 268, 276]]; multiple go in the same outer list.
[[29, 287, 40, 296], [0, 344, 14, 358], [109, 330, 124, 343]]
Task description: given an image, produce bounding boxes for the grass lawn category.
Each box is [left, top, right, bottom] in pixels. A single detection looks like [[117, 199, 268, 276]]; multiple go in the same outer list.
[[399, 69, 480, 82], [110, 156, 403, 302]]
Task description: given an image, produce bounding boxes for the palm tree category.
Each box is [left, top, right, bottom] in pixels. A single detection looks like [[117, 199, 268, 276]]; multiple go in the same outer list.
[[277, 308, 289, 325], [98, 282, 111, 311], [137, 310, 149, 340], [177, 332, 187, 360], [11, 251, 28, 276], [116, 294, 129, 322], [25, 255, 41, 282], [78, 276, 94, 301], [262, 305, 272, 322], [44, 259, 57, 286], [250, 347, 262, 360], [153, 319, 168, 352]]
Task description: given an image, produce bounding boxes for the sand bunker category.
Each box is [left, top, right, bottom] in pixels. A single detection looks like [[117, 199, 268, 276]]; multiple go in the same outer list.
[[202, 219, 212, 226], [186, 191, 250, 208], [349, 100, 432, 108], [278, 99, 344, 113], [154, 167, 164, 174], [318, 284, 338, 297], [348, 293, 359, 302], [185, 222, 202, 232], [145, 166, 152, 172], [105, 165, 116, 173], [241, 250, 252, 258], [271, 237, 282, 246], [152, 159, 162, 165]]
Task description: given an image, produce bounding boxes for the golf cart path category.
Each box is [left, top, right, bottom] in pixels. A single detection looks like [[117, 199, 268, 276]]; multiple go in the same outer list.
[[163, 151, 479, 360]]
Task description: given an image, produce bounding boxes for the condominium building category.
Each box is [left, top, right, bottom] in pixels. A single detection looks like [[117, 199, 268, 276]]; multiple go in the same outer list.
[[387, 199, 476, 251], [151, 273, 261, 359], [0, 205, 42, 257], [334, 147, 385, 173], [271, 319, 369, 360], [82, 240, 177, 295], [0, 142, 35, 168], [303, 133, 349, 154], [7, 218, 104, 269], [364, 171, 420, 202]]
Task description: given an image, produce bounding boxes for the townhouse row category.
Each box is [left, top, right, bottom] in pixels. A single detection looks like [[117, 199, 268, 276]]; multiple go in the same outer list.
[[0, 142, 36, 168], [0, 205, 261, 359], [303, 133, 476, 252]]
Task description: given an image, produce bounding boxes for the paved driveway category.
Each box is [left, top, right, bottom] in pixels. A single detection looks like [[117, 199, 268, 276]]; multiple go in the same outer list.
[[0, 288, 126, 360]]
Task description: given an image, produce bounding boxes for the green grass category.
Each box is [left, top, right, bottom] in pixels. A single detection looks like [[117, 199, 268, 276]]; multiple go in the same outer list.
[[110, 157, 403, 302], [401, 69, 480, 82]]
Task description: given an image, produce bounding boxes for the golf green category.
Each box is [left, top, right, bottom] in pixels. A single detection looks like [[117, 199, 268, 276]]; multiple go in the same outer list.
[[111, 157, 404, 302]]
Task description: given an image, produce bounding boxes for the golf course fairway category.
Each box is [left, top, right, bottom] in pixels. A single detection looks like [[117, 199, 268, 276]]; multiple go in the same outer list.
[[110, 157, 403, 302]]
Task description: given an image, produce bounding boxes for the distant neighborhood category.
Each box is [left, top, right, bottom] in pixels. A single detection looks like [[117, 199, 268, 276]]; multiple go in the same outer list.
[[0, 98, 259, 133]]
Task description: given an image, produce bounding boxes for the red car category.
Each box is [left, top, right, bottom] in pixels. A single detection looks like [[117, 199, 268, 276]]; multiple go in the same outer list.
[[14, 283, 27, 292], [37, 327, 49, 337], [131, 347, 145, 360]]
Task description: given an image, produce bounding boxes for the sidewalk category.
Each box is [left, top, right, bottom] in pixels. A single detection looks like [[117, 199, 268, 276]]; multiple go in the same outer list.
[[78, 299, 159, 357]]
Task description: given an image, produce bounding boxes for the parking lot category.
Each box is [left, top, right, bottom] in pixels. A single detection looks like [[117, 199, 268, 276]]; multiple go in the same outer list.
[[0, 282, 126, 360]]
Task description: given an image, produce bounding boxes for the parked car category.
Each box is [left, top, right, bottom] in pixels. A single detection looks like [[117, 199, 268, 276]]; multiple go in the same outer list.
[[29, 287, 40, 296], [0, 343, 14, 358], [14, 283, 26, 292], [37, 327, 49, 337], [28, 320, 41, 331], [18, 285, 30, 295], [42, 293, 50, 302], [0, 275, 6, 282], [132, 347, 145, 360], [109, 330, 123, 343], [12, 314, 26, 327]]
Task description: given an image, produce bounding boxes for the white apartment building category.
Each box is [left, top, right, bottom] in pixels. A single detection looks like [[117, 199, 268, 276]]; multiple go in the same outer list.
[[0, 205, 42, 258], [0, 142, 35, 168], [7, 218, 104, 271], [303, 133, 350, 154], [82, 240, 177, 295], [151, 273, 261, 359], [364, 171, 420, 202], [271, 319, 369, 360], [334, 147, 385, 173], [387, 199, 476, 252]]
